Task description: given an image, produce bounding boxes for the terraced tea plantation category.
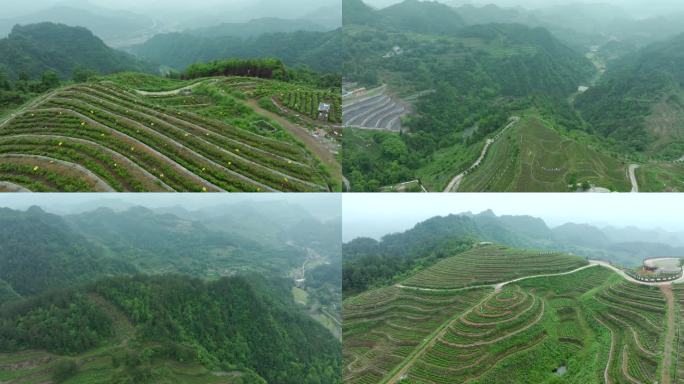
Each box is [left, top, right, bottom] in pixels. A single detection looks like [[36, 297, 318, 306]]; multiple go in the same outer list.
[[343, 285, 491, 384], [591, 282, 668, 384], [343, 93, 407, 132], [401, 245, 588, 289], [0, 76, 335, 192], [458, 115, 631, 192], [344, 244, 681, 384]]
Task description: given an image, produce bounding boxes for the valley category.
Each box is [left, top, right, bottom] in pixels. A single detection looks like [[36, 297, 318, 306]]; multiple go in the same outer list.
[[342, 0, 684, 192], [0, 198, 342, 384]]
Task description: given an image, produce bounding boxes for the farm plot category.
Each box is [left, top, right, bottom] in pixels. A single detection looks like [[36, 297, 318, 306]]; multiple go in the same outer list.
[[0, 81, 331, 192], [672, 284, 684, 383], [343, 285, 490, 384], [401, 245, 588, 290], [591, 282, 667, 384], [406, 286, 548, 384], [343, 93, 407, 132], [459, 115, 630, 192], [220, 77, 342, 124]]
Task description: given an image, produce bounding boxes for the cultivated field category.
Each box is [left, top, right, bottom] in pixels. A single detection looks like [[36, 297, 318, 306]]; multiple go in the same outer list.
[[458, 115, 631, 192], [343, 92, 407, 132], [344, 244, 680, 384], [343, 285, 491, 384], [0, 76, 335, 192], [401, 245, 588, 290]]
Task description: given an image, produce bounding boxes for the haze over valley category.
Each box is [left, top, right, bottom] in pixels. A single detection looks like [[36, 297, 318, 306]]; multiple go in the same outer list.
[[342, 0, 684, 192]]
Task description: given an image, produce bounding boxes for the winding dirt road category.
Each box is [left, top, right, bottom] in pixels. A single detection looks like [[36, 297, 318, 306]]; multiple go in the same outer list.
[[245, 99, 341, 184], [444, 116, 520, 192], [629, 164, 640, 193], [661, 284, 675, 384], [390, 260, 681, 384]]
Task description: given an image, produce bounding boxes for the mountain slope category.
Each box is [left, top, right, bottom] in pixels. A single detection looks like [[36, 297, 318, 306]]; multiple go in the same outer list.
[[131, 29, 341, 73], [0, 22, 154, 80], [343, 0, 464, 35], [576, 33, 684, 156], [343, 3, 597, 191], [0, 5, 153, 46], [0, 274, 339, 384], [66, 206, 307, 275], [188, 17, 327, 38], [0, 206, 137, 297], [378, 0, 465, 35]]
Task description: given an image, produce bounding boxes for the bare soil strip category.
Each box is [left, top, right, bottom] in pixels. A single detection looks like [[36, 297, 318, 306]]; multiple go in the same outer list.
[[662, 284, 676, 384]]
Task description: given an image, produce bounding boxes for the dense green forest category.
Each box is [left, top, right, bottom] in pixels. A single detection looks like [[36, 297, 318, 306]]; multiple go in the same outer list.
[[0, 22, 154, 80], [576, 32, 684, 157], [342, 210, 684, 294], [131, 29, 341, 74], [0, 275, 340, 384], [0, 204, 341, 383], [187, 17, 328, 39], [66, 206, 307, 276], [342, 0, 597, 191], [0, 207, 136, 296]]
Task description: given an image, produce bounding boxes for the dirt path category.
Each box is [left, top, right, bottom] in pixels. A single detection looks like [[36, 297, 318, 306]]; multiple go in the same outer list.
[[444, 116, 520, 192], [629, 164, 640, 193], [245, 99, 341, 184], [0, 181, 30, 192], [133, 79, 215, 97], [383, 291, 495, 384], [397, 263, 598, 293], [594, 316, 615, 384], [661, 284, 675, 384]]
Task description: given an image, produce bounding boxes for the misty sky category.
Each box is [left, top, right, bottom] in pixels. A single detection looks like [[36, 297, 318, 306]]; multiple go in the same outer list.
[[2, 0, 338, 20], [0, 193, 341, 220], [343, 194, 684, 241], [364, 0, 684, 17]]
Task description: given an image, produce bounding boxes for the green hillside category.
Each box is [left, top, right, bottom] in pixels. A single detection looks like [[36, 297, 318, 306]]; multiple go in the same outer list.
[[0, 203, 341, 384], [343, 249, 679, 384], [342, 211, 684, 294], [0, 69, 340, 192], [576, 33, 684, 157], [130, 29, 341, 74], [342, 0, 599, 191], [0, 206, 136, 297], [0, 23, 154, 80], [0, 274, 339, 384], [458, 115, 630, 192]]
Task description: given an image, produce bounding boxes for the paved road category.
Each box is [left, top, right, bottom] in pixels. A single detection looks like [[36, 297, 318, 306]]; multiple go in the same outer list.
[[628, 164, 640, 193], [444, 116, 520, 192]]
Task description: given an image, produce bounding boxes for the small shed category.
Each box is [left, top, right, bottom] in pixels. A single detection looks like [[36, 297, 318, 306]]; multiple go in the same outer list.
[[318, 102, 331, 120]]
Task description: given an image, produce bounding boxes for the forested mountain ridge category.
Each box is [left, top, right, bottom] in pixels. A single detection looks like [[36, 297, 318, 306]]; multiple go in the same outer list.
[[187, 17, 328, 39], [65, 206, 308, 276], [131, 28, 341, 73], [343, 0, 596, 191], [576, 32, 684, 156], [343, 0, 464, 35], [0, 22, 155, 80], [343, 210, 684, 293], [0, 206, 136, 298], [0, 274, 340, 383]]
